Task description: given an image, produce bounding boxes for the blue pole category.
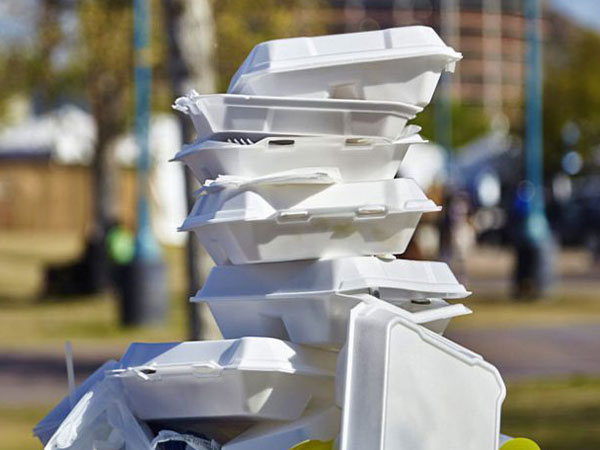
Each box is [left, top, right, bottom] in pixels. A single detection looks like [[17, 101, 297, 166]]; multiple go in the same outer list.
[[120, 0, 167, 325], [513, 0, 553, 298], [524, 0, 550, 241], [525, 0, 543, 215], [134, 0, 160, 260]]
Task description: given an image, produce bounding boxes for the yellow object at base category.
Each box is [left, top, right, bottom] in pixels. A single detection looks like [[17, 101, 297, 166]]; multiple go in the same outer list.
[[500, 437, 541, 450], [289, 440, 334, 450]]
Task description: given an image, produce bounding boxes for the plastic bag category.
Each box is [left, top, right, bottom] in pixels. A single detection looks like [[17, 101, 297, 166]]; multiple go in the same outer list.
[[34, 360, 120, 445], [151, 430, 221, 450], [44, 378, 152, 450]]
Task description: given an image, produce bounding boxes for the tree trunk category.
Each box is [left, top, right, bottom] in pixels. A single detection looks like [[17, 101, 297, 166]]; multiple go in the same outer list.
[[85, 70, 123, 293], [38, 0, 61, 112], [162, 0, 216, 339]]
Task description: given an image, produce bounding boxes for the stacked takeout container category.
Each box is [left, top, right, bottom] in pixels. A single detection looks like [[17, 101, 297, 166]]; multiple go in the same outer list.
[[36, 26, 511, 450]]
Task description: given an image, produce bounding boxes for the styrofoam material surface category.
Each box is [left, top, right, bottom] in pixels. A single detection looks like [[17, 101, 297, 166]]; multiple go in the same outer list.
[[109, 338, 336, 422], [338, 304, 505, 450], [228, 26, 461, 106], [189, 174, 436, 217], [180, 178, 439, 264], [196, 256, 470, 301], [223, 405, 340, 450], [173, 92, 421, 141], [174, 130, 425, 183], [204, 291, 470, 349]]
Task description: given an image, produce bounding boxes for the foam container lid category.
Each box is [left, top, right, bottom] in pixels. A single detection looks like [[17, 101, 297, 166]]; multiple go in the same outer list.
[[339, 303, 506, 450], [195, 256, 470, 302], [116, 337, 336, 377], [109, 338, 337, 423], [228, 26, 461, 105]]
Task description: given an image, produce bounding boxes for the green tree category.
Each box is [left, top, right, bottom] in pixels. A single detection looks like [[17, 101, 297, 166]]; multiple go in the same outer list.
[[212, 0, 327, 92], [413, 102, 491, 150], [543, 29, 600, 174]]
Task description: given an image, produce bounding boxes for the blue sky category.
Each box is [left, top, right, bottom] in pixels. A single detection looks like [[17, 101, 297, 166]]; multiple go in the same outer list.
[[547, 0, 600, 31]]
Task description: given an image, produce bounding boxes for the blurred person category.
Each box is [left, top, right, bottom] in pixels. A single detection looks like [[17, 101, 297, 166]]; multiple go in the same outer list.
[[447, 191, 476, 283], [511, 181, 555, 298]]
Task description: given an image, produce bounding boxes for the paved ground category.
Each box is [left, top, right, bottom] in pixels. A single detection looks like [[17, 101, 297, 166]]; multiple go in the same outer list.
[[0, 347, 120, 406], [446, 324, 600, 379]]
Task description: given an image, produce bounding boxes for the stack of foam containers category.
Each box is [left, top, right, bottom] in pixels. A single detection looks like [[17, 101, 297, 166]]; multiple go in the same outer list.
[[171, 25, 507, 449], [35, 26, 509, 450]]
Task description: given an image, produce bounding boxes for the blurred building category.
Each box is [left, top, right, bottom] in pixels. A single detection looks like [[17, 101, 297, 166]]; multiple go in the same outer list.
[[326, 0, 538, 122]]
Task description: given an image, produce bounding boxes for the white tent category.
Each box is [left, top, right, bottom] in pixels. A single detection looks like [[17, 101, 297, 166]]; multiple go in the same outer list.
[[0, 106, 187, 246], [0, 104, 96, 163]]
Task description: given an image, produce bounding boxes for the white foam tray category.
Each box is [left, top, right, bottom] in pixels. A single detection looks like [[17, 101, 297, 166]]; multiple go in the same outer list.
[[108, 338, 336, 422], [173, 92, 421, 141], [228, 26, 461, 107], [180, 178, 439, 264], [194, 256, 470, 348], [223, 405, 340, 450], [174, 128, 425, 183], [338, 303, 506, 450]]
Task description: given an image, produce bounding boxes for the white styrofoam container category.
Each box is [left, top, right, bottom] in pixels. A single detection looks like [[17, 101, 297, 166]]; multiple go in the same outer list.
[[223, 405, 340, 450], [205, 292, 469, 350], [338, 303, 506, 450], [172, 91, 421, 141], [196, 256, 470, 302], [228, 26, 461, 107], [180, 178, 439, 264], [194, 256, 471, 347], [108, 338, 336, 422], [173, 129, 425, 183]]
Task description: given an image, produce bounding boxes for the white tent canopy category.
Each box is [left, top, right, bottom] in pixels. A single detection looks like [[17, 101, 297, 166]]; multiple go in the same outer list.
[[0, 104, 96, 163], [0, 106, 187, 246]]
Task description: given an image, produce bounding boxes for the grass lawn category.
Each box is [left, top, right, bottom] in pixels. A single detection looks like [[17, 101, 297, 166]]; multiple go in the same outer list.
[[451, 291, 600, 330], [0, 404, 51, 450], [2, 376, 599, 450], [0, 232, 212, 348], [502, 376, 600, 449], [0, 292, 188, 349]]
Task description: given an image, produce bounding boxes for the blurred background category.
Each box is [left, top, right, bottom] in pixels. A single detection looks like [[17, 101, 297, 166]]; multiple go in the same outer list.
[[1, 0, 599, 448]]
